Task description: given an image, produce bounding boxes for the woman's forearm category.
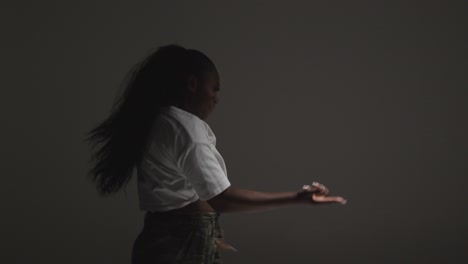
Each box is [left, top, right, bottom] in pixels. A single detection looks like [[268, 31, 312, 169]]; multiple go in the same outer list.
[[207, 186, 305, 213]]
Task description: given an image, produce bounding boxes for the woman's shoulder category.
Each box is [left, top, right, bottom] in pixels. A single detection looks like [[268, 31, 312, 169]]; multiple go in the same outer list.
[[161, 106, 213, 145]]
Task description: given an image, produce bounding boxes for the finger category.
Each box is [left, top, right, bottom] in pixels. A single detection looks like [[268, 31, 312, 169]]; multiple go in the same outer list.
[[302, 185, 320, 192], [313, 195, 346, 204], [312, 194, 347, 204], [312, 182, 330, 195], [303, 184, 329, 196], [312, 182, 327, 193]]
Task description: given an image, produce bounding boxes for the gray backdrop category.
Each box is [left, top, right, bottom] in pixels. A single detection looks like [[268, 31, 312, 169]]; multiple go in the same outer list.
[[3, 1, 467, 263]]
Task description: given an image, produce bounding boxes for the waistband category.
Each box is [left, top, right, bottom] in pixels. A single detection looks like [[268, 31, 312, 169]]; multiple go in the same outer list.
[[144, 210, 221, 224]]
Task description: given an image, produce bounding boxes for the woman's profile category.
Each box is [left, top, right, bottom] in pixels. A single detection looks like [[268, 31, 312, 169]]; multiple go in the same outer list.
[[85, 44, 347, 264]]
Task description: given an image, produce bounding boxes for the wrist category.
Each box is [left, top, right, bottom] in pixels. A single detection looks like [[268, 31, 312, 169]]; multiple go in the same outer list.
[[295, 190, 309, 204]]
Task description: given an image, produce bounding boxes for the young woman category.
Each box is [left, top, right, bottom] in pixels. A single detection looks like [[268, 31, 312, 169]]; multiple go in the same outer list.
[[85, 44, 347, 264]]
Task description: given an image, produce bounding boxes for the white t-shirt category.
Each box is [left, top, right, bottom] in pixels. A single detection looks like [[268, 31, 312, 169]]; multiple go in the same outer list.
[[136, 105, 231, 212]]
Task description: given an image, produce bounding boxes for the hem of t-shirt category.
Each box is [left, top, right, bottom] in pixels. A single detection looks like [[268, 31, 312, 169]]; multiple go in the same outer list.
[[198, 177, 231, 201]]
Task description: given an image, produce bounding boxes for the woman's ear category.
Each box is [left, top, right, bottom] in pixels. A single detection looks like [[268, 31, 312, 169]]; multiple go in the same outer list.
[[187, 74, 199, 94]]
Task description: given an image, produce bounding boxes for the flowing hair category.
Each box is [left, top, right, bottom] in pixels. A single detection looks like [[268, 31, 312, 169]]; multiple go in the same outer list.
[[84, 44, 216, 197]]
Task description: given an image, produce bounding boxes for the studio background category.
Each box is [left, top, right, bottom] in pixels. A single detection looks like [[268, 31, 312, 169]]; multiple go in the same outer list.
[[2, 1, 467, 263]]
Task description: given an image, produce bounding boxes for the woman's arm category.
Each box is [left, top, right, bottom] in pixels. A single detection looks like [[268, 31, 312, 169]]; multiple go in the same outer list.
[[207, 185, 346, 214]]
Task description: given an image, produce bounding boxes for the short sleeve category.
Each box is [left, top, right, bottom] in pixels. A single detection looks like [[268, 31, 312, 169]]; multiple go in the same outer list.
[[177, 142, 231, 201]]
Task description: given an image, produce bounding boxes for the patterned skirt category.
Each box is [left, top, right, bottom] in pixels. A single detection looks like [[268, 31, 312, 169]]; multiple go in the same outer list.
[[131, 211, 232, 264]]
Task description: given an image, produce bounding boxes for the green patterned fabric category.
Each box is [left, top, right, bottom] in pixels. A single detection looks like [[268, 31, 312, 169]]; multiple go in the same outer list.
[[132, 211, 223, 264]]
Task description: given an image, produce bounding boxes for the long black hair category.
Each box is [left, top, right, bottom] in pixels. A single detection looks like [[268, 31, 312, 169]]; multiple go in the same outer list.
[[84, 44, 216, 197]]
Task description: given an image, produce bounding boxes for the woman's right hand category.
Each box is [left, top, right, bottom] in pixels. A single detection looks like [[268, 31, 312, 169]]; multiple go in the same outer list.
[[297, 183, 347, 205]]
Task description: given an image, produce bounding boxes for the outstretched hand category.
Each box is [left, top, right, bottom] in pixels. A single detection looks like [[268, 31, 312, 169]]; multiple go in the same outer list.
[[297, 182, 347, 205]]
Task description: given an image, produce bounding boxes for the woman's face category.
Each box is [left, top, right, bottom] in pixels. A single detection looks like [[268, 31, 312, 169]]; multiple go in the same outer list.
[[192, 70, 220, 120]]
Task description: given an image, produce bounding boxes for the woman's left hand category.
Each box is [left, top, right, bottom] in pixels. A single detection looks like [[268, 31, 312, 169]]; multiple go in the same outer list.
[[297, 182, 347, 205]]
